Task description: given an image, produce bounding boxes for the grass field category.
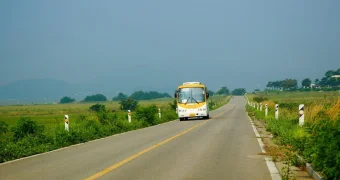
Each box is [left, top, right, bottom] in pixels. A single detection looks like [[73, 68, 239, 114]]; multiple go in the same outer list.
[[0, 95, 228, 127], [246, 91, 340, 179], [248, 91, 340, 104], [0, 95, 230, 163]]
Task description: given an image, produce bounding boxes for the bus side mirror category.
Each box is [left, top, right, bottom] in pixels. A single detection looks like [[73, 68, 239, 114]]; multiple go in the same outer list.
[[174, 93, 177, 98], [206, 93, 210, 98]]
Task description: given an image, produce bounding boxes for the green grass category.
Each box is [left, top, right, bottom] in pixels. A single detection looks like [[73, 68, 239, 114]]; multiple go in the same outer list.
[[0, 96, 230, 163], [249, 91, 340, 104], [0, 96, 228, 127], [246, 91, 340, 179]]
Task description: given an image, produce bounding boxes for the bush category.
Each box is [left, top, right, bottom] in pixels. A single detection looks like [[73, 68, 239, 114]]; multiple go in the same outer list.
[[119, 98, 138, 111], [11, 117, 45, 141], [89, 104, 106, 113], [135, 105, 158, 125], [169, 99, 177, 110], [307, 119, 340, 179], [0, 121, 9, 135], [253, 96, 268, 103]]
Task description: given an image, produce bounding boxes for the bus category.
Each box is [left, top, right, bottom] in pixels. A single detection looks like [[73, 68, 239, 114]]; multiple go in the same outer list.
[[174, 82, 210, 121]]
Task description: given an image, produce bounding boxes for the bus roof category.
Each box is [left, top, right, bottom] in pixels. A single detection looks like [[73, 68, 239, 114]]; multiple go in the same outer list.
[[178, 82, 206, 88]]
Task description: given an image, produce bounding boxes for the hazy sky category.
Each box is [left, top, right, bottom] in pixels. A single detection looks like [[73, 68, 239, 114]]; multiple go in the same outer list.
[[1, 0, 340, 92]]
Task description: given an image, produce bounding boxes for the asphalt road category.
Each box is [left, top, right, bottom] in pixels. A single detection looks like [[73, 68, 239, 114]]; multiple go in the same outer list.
[[0, 96, 272, 180]]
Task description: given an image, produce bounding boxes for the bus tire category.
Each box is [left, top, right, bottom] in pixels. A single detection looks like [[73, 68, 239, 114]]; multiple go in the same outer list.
[[179, 118, 185, 121]]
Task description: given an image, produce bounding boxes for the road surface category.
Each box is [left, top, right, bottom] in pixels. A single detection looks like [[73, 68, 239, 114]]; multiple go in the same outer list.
[[0, 96, 273, 180]]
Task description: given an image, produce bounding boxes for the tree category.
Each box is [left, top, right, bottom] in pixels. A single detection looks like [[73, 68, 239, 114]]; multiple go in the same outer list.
[[301, 78, 312, 88], [216, 87, 230, 95], [112, 93, 128, 101], [83, 94, 107, 102], [119, 98, 139, 111], [60, 96, 75, 104], [231, 88, 246, 95], [129, 91, 171, 100], [207, 90, 215, 96]]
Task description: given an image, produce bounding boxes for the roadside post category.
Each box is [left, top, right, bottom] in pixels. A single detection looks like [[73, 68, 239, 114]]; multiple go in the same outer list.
[[128, 110, 131, 123], [299, 104, 304, 127], [158, 108, 161, 119], [260, 103, 262, 111], [64, 115, 69, 131], [275, 104, 279, 120], [265, 104, 268, 117]]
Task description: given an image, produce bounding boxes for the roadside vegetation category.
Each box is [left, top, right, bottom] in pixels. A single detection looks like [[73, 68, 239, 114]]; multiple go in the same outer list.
[[246, 91, 340, 179], [0, 93, 229, 163]]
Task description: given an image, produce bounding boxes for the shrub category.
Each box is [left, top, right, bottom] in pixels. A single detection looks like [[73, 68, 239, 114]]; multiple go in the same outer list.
[[89, 104, 106, 113], [0, 121, 9, 135], [253, 96, 268, 103], [11, 117, 44, 141], [119, 98, 138, 111], [135, 105, 158, 125]]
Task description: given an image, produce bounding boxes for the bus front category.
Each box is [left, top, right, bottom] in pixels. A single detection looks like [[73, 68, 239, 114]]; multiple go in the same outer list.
[[175, 84, 209, 121]]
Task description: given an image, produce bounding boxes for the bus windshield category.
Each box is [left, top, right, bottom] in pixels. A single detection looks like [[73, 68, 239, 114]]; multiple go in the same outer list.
[[178, 87, 205, 104]]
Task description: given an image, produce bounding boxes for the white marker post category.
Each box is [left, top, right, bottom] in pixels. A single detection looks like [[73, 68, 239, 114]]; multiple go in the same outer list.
[[128, 110, 131, 123], [158, 108, 161, 119], [275, 104, 279, 120], [260, 103, 262, 111], [64, 115, 69, 131], [299, 104, 304, 127], [265, 104, 268, 116], [257, 103, 259, 111]]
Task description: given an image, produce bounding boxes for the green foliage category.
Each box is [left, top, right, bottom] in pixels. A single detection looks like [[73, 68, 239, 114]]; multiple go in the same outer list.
[[216, 87, 230, 95], [112, 93, 128, 101], [129, 91, 171, 100], [89, 104, 106, 113], [231, 88, 246, 95], [11, 117, 44, 141], [306, 119, 340, 179], [266, 68, 340, 90], [169, 99, 177, 111], [59, 96, 75, 104], [83, 94, 107, 102], [207, 90, 215, 96], [301, 78, 312, 88], [246, 99, 340, 180], [0, 98, 188, 163], [0, 121, 9, 135], [119, 98, 139, 111], [135, 105, 158, 125], [266, 79, 298, 90], [253, 96, 268, 103]]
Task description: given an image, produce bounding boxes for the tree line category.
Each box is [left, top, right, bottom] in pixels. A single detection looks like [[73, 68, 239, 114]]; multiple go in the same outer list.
[[60, 91, 171, 104], [60, 86, 248, 104], [266, 68, 340, 91]]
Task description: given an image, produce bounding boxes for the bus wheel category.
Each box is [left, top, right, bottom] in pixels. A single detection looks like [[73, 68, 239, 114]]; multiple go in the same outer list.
[[180, 118, 185, 121]]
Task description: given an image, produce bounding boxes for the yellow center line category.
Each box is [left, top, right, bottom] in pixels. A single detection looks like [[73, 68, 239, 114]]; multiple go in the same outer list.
[[85, 106, 233, 180]]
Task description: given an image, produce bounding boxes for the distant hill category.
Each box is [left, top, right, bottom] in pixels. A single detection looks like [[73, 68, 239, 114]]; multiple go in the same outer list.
[[0, 78, 175, 105], [0, 79, 75, 104]]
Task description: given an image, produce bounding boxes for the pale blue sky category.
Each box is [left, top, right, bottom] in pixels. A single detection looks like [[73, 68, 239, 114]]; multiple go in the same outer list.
[[1, 0, 340, 92]]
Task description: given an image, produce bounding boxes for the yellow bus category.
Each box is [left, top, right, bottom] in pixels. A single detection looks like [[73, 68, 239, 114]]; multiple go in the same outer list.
[[174, 82, 210, 121]]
